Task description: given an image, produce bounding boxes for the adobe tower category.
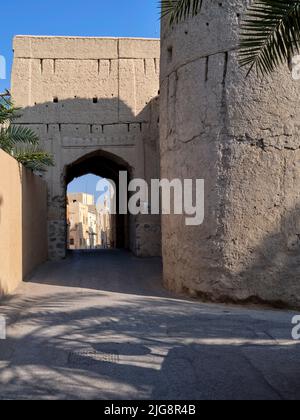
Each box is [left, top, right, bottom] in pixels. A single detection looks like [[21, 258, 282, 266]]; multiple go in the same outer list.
[[160, 1, 300, 307]]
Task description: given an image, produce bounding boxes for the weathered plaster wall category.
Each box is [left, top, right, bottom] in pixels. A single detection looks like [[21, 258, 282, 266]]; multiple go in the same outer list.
[[0, 150, 48, 295], [11, 36, 161, 259], [160, 1, 300, 308]]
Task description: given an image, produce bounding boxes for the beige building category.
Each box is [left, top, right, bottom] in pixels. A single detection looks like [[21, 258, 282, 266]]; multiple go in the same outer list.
[[67, 193, 98, 249], [67, 194, 92, 249], [87, 205, 98, 248], [67, 192, 112, 250], [98, 196, 114, 248], [68, 193, 94, 206]]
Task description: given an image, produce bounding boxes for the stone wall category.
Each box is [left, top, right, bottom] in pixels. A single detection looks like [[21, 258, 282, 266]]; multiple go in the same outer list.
[[160, 1, 300, 308], [11, 36, 161, 259], [0, 150, 48, 295]]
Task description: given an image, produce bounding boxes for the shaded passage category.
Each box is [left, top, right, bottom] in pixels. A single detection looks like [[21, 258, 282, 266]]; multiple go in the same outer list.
[[0, 250, 299, 400]]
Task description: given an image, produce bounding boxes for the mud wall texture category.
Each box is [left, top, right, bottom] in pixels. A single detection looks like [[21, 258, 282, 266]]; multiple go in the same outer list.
[[11, 36, 161, 259], [160, 0, 300, 308]]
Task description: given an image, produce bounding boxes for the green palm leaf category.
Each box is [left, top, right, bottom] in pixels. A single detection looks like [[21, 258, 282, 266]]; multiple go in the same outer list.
[[240, 0, 300, 75], [0, 100, 18, 125], [0, 93, 54, 172], [3, 125, 39, 146], [160, 0, 203, 24], [0, 107, 14, 125], [13, 146, 54, 172]]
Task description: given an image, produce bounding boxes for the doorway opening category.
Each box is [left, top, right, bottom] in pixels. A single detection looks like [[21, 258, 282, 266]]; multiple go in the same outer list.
[[65, 150, 131, 253], [67, 175, 115, 250]]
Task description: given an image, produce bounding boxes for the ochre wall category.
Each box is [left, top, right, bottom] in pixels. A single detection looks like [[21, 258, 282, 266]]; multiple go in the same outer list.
[[0, 150, 22, 294], [21, 168, 48, 280], [0, 150, 48, 295]]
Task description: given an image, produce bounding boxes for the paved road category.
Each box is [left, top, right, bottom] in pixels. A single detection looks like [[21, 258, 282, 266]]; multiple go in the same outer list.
[[0, 250, 300, 400]]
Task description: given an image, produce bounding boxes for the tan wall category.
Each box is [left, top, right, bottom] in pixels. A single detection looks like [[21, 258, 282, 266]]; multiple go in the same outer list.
[[22, 168, 48, 279], [0, 150, 22, 294], [0, 149, 48, 295]]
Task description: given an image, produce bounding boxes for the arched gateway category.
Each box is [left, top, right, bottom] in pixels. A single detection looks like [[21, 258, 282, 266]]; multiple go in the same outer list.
[[11, 5, 300, 309], [11, 36, 161, 260]]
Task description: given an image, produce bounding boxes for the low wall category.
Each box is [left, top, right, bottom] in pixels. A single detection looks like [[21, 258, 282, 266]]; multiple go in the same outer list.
[[0, 149, 48, 295]]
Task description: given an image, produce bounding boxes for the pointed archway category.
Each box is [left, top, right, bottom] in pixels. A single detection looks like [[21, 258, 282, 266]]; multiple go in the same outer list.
[[65, 150, 131, 251]]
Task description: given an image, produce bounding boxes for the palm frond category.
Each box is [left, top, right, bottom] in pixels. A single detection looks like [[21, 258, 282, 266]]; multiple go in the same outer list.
[[0, 92, 21, 123], [0, 97, 54, 172], [0, 127, 13, 153], [239, 0, 300, 76], [0, 125, 39, 155], [160, 0, 203, 24], [4, 125, 39, 146], [13, 147, 54, 172], [0, 101, 17, 125]]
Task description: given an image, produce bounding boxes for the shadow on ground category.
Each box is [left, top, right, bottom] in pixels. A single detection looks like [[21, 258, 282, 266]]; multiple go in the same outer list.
[[29, 249, 166, 298], [0, 250, 299, 400]]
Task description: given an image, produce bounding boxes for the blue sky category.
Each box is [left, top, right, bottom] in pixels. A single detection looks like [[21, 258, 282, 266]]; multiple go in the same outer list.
[[0, 0, 160, 92], [68, 175, 111, 206], [1, 0, 160, 196]]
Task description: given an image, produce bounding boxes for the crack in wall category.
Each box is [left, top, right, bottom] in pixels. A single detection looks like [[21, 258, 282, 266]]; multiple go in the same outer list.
[[162, 46, 238, 81]]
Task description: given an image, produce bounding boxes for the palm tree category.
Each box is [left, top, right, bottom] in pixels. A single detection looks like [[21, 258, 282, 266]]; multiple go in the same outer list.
[[161, 0, 300, 76], [161, 0, 203, 24], [0, 91, 54, 172]]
